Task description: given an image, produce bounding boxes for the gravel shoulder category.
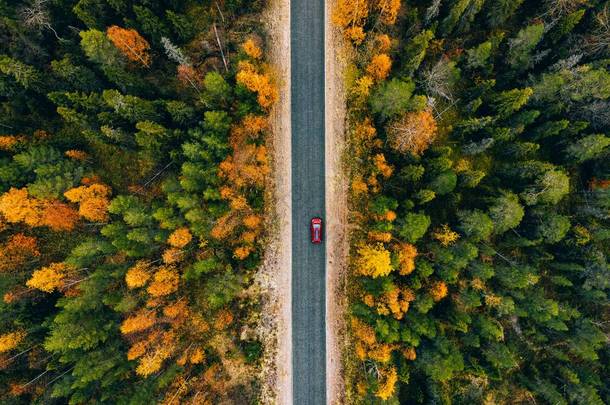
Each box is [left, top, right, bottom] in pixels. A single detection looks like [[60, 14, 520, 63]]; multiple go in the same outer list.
[[259, 0, 292, 403], [325, 1, 348, 403]]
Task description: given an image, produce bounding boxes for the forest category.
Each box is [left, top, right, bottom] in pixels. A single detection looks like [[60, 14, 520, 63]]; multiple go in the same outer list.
[[333, 0, 610, 403], [0, 0, 276, 403]]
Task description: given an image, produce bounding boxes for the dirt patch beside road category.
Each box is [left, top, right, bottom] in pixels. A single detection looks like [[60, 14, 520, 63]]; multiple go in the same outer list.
[[325, 2, 349, 403], [257, 0, 291, 403]]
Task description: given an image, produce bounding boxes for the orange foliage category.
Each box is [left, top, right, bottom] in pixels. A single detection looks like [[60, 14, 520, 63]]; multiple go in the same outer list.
[[41, 202, 79, 231], [0, 136, 23, 151], [26, 262, 73, 293], [387, 110, 438, 155], [375, 286, 415, 319], [64, 183, 111, 222], [376, 34, 392, 52], [233, 246, 253, 260], [0, 330, 26, 353], [162, 247, 184, 264], [64, 150, 89, 161], [242, 38, 262, 59], [367, 54, 392, 81], [106, 25, 151, 67], [163, 300, 189, 319], [127, 340, 148, 360], [351, 176, 369, 195], [236, 61, 278, 109], [368, 231, 392, 242], [120, 311, 156, 335], [190, 347, 205, 364], [332, 0, 369, 44], [430, 280, 448, 302], [396, 243, 417, 275], [125, 261, 151, 289], [373, 154, 393, 178], [213, 309, 234, 330], [243, 215, 261, 229], [0, 234, 40, 272], [403, 346, 417, 360], [147, 266, 179, 297]]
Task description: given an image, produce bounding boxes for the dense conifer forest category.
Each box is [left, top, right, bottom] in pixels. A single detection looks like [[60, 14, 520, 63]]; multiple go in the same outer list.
[[333, 0, 610, 403], [0, 0, 276, 403]]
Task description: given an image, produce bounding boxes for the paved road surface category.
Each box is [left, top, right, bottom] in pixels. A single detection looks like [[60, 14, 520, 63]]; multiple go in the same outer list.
[[291, 0, 326, 402]]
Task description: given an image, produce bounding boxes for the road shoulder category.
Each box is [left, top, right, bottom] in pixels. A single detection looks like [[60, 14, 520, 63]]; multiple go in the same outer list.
[[259, 0, 292, 403], [325, 1, 348, 403]]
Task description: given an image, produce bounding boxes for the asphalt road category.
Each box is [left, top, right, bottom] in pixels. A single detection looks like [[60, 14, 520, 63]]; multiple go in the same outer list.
[[291, 0, 326, 402]]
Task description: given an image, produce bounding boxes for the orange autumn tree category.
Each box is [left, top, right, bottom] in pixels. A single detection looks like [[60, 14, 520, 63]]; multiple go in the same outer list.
[[236, 61, 278, 109], [0, 188, 79, 231], [387, 109, 438, 155], [332, 0, 370, 44], [375, 0, 401, 25], [106, 25, 151, 67], [367, 53, 392, 81], [213, 114, 269, 260], [242, 38, 262, 59], [64, 183, 111, 222], [0, 233, 40, 272]]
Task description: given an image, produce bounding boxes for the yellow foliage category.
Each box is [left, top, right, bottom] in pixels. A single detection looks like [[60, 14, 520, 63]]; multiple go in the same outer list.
[[214, 309, 234, 330], [433, 224, 460, 246], [147, 266, 179, 297], [430, 281, 448, 302], [27, 262, 72, 293], [0, 330, 26, 353], [367, 54, 392, 81], [375, 0, 401, 25], [242, 38, 262, 59], [120, 311, 156, 335], [167, 227, 192, 248], [375, 366, 398, 400], [351, 317, 377, 346], [356, 243, 393, 278], [64, 183, 111, 222], [352, 75, 374, 99], [345, 26, 366, 44], [0, 188, 43, 226], [125, 261, 151, 289]]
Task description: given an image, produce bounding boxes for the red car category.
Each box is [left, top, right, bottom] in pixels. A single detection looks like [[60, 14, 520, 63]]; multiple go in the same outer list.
[[310, 217, 323, 244]]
